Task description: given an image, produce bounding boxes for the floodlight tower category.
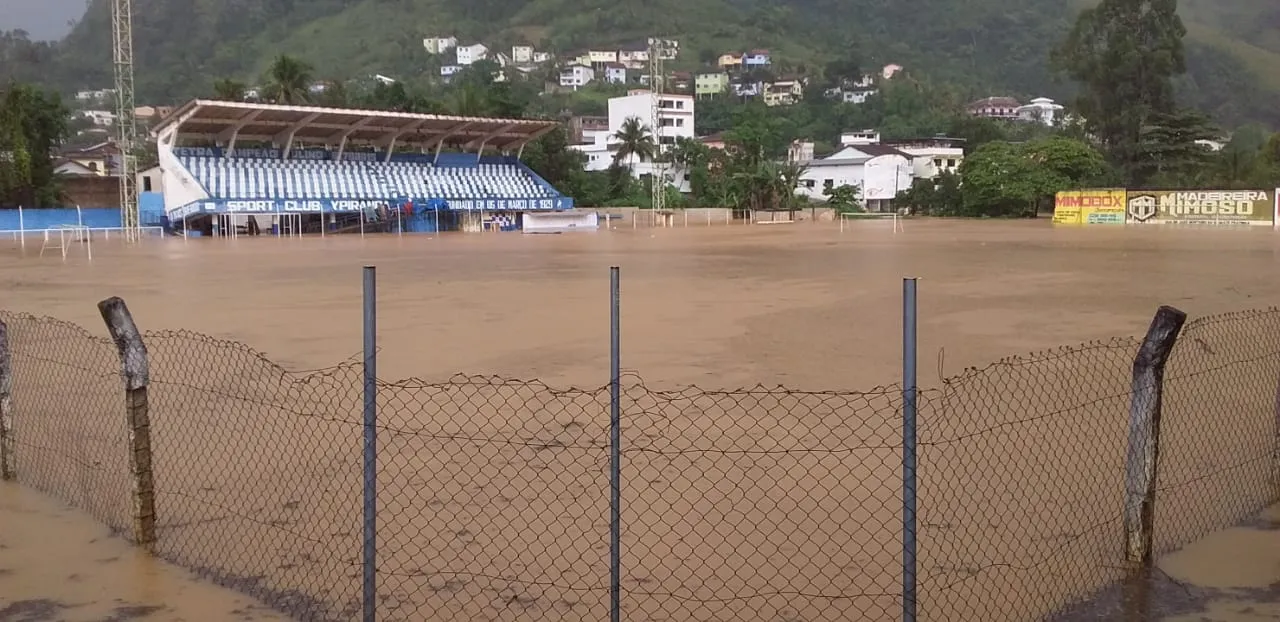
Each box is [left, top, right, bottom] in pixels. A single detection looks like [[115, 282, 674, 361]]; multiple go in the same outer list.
[[112, 0, 141, 242], [647, 37, 667, 214]]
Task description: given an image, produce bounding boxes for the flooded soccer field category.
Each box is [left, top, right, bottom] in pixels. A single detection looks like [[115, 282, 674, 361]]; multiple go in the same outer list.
[[2, 218, 1278, 621]]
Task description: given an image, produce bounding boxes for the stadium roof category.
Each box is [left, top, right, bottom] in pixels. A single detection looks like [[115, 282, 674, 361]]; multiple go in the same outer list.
[[152, 99, 560, 152]]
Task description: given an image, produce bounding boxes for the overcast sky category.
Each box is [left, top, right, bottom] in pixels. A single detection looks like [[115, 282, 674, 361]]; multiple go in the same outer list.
[[2, 0, 88, 41]]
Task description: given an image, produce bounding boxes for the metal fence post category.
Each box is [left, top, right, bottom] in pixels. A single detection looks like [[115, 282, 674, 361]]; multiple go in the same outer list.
[[97, 297, 156, 549], [0, 320, 12, 481], [362, 266, 378, 622], [1123, 305, 1187, 565], [609, 266, 622, 622], [902, 278, 919, 622]]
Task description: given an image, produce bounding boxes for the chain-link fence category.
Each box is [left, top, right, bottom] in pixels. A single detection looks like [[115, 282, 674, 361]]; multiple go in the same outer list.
[[0, 299, 1277, 622]]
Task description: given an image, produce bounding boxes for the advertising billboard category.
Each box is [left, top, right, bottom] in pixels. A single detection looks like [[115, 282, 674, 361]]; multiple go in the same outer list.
[[1055, 190, 1126, 225], [1125, 190, 1275, 226]]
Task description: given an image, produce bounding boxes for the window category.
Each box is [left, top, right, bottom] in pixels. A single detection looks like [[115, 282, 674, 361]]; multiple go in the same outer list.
[[804, 180, 815, 188], [947, 159, 957, 168], [659, 136, 676, 145], [143, 176, 153, 192], [933, 159, 942, 168], [823, 179, 833, 189], [675, 118, 684, 127]]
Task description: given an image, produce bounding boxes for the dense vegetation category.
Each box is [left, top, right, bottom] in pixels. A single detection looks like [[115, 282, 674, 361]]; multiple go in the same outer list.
[[2, 0, 1280, 129], [0, 83, 70, 207]]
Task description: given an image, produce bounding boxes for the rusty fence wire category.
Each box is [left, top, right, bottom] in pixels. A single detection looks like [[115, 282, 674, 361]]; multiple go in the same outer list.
[[0, 305, 1278, 622]]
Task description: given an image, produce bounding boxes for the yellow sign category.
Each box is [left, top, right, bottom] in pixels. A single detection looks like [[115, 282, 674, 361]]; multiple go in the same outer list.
[[1055, 189, 1126, 225]]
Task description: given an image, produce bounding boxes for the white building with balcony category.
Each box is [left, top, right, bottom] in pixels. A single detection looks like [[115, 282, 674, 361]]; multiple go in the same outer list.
[[884, 136, 966, 179], [569, 90, 696, 188]]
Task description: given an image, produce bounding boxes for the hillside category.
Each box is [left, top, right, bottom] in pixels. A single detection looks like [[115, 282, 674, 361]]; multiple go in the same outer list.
[[20, 0, 1280, 128]]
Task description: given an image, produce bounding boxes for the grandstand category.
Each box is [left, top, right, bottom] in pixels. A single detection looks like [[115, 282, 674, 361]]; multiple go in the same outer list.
[[149, 100, 580, 236]]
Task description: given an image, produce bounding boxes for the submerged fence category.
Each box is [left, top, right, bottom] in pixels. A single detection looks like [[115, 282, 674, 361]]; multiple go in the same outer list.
[[0, 269, 1278, 621]]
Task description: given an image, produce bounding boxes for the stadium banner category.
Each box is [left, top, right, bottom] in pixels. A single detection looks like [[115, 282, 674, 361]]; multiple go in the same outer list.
[[1051, 197, 1081, 225], [1125, 190, 1275, 226], [175, 196, 573, 216], [1054, 189, 1126, 225]]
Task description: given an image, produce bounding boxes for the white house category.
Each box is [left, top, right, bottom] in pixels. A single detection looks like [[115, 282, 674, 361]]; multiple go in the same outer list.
[[588, 49, 619, 65], [423, 36, 457, 54], [604, 63, 627, 84], [75, 88, 115, 102], [884, 136, 966, 179], [570, 90, 696, 188], [1016, 97, 1065, 126], [798, 144, 914, 212], [532, 51, 552, 63], [840, 129, 881, 146], [618, 43, 649, 68], [81, 110, 117, 127], [440, 65, 463, 78], [560, 64, 596, 90], [512, 45, 534, 64], [456, 43, 489, 66]]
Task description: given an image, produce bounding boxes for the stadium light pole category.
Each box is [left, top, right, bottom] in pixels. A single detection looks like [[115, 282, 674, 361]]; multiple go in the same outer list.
[[112, 0, 141, 243]]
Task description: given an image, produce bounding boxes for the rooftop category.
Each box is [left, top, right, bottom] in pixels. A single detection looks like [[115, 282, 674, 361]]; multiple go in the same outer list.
[[152, 100, 559, 152]]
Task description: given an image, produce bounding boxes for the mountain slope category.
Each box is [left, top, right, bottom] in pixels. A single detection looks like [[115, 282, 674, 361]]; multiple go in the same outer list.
[[35, 0, 1280, 128]]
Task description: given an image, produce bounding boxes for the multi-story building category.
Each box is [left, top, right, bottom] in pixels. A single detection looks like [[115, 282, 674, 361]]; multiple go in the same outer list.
[[560, 64, 596, 90], [511, 45, 534, 64], [618, 42, 649, 68], [422, 36, 457, 55], [455, 43, 489, 66], [717, 53, 742, 70], [1016, 97, 1065, 126], [604, 63, 628, 84], [743, 49, 771, 67], [589, 49, 619, 65], [570, 90, 696, 184], [967, 96, 1022, 120], [764, 78, 804, 106], [884, 136, 966, 179], [695, 71, 729, 98], [797, 144, 914, 212]]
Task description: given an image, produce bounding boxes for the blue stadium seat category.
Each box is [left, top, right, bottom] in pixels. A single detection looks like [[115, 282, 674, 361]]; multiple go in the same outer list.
[[177, 155, 560, 202]]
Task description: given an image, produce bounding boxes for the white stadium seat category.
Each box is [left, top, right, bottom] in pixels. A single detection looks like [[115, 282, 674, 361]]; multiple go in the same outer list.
[[178, 156, 560, 202]]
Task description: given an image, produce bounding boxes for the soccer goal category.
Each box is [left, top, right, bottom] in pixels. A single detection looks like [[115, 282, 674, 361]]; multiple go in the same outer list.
[[40, 225, 93, 261], [839, 211, 903, 234]]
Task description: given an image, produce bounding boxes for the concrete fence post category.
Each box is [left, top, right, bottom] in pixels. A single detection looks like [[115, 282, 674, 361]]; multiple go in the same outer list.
[[1123, 305, 1187, 566], [0, 320, 13, 480], [98, 297, 157, 549]]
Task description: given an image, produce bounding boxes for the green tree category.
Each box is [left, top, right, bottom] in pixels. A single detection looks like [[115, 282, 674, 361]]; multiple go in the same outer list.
[[0, 82, 69, 207], [263, 55, 314, 105], [1053, 0, 1187, 182], [212, 77, 247, 101], [1132, 108, 1218, 187], [612, 117, 655, 168], [823, 183, 863, 213], [958, 136, 1108, 217]]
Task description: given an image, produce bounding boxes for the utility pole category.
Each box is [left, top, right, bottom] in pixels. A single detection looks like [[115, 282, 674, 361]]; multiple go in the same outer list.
[[647, 37, 667, 216], [112, 0, 140, 242]]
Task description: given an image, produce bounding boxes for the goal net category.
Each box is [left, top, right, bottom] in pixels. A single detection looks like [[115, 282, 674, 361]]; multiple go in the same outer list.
[[839, 212, 903, 233], [40, 225, 94, 261]]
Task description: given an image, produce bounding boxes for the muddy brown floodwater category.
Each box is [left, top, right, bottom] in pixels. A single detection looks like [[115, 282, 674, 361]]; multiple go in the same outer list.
[[1, 219, 1278, 621]]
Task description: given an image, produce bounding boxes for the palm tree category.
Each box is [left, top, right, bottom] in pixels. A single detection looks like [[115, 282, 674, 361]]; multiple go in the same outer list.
[[612, 116, 656, 169], [212, 78, 246, 101], [263, 55, 314, 105], [777, 161, 809, 214]]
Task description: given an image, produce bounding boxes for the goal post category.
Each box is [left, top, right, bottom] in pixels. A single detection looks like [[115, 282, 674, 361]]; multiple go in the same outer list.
[[839, 211, 903, 234]]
